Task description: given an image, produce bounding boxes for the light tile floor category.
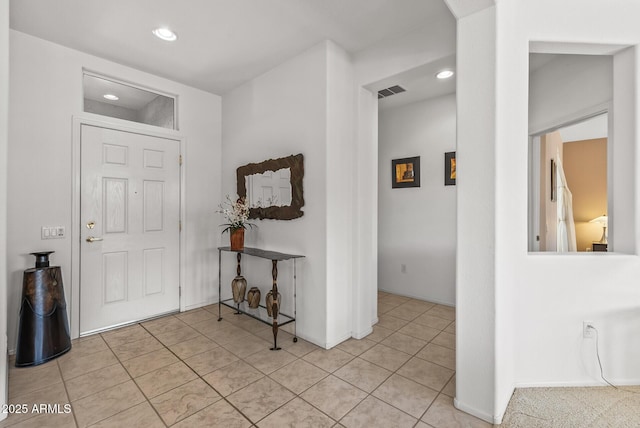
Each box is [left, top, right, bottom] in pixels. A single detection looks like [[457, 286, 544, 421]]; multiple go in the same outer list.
[[1, 292, 489, 428]]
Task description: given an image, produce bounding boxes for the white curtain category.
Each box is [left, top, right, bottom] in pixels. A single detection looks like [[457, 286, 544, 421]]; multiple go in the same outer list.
[[556, 153, 577, 252]]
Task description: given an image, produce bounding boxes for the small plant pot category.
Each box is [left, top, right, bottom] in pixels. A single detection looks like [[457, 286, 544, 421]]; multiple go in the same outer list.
[[230, 228, 245, 251]]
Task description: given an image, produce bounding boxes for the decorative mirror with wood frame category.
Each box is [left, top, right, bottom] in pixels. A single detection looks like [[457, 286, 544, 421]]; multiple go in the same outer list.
[[237, 153, 304, 220]]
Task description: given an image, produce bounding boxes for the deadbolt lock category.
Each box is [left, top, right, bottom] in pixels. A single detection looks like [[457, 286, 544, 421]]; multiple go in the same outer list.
[[86, 221, 95, 229]]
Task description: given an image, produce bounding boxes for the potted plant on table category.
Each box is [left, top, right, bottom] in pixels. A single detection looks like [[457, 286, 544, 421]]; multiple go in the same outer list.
[[218, 195, 255, 251]]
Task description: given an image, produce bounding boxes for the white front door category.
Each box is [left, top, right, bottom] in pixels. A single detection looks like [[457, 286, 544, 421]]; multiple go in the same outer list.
[[80, 124, 180, 334]]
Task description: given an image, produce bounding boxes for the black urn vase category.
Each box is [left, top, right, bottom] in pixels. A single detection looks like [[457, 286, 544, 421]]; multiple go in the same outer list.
[[15, 251, 72, 367]]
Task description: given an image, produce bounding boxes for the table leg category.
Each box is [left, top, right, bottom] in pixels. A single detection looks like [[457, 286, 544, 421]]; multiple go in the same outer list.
[[234, 253, 242, 314], [270, 260, 281, 350], [217, 249, 222, 322], [293, 258, 298, 343]]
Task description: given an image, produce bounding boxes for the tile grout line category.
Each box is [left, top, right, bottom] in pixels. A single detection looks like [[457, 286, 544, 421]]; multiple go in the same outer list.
[[199, 310, 362, 425], [138, 313, 293, 426], [137, 318, 237, 427], [56, 357, 81, 428], [97, 327, 170, 428], [331, 310, 456, 426], [294, 325, 448, 425], [209, 311, 332, 426], [0, 365, 63, 427], [112, 314, 264, 424]]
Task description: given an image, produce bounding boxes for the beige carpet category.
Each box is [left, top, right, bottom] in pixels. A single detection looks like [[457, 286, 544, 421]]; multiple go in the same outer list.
[[500, 386, 640, 427]]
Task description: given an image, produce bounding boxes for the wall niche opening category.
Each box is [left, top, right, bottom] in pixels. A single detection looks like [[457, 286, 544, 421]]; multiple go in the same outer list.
[[527, 43, 638, 255]]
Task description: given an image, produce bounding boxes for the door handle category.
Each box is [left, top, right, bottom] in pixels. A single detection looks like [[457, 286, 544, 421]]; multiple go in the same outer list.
[[86, 236, 103, 243]]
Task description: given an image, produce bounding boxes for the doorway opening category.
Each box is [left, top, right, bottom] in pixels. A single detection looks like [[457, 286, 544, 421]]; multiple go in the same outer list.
[[370, 57, 457, 310]]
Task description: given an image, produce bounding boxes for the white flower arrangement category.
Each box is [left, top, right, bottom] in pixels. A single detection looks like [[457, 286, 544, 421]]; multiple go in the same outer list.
[[217, 195, 255, 233]]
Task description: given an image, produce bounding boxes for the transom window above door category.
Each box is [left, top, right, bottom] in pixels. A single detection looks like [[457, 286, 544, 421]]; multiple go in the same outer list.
[[83, 72, 177, 130]]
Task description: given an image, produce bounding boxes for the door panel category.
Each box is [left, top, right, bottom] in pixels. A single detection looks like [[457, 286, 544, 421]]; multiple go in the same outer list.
[[144, 248, 164, 296], [80, 124, 180, 334], [104, 178, 127, 233], [143, 180, 164, 231], [103, 251, 128, 304]]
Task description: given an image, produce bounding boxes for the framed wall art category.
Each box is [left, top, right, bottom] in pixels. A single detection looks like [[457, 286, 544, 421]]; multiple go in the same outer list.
[[392, 156, 420, 188], [445, 151, 456, 186]]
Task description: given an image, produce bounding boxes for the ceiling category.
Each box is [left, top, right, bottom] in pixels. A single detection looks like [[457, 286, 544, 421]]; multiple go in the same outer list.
[[10, 0, 455, 95], [373, 55, 456, 111]]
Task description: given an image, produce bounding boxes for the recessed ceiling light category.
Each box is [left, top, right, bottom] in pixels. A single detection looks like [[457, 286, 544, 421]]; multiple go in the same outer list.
[[103, 94, 119, 101], [153, 27, 177, 41], [436, 70, 455, 79]]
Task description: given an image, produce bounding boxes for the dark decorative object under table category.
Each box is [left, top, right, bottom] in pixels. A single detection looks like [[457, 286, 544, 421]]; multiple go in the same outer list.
[[247, 287, 261, 309], [231, 253, 248, 311], [15, 251, 72, 367], [218, 246, 303, 350]]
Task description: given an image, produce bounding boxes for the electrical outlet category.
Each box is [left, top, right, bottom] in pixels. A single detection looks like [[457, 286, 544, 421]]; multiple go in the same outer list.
[[583, 321, 595, 338], [401, 264, 407, 274], [41, 226, 65, 239]]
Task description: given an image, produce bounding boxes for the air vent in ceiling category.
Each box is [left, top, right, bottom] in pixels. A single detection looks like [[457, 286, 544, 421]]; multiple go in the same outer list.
[[378, 85, 406, 99]]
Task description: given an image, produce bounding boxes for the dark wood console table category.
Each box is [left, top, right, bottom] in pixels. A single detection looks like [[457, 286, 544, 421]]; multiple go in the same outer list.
[[217, 246, 304, 350]]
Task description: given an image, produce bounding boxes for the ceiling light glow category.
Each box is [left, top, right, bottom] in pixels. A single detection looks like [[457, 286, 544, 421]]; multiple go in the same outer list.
[[103, 94, 119, 101], [153, 27, 177, 41], [436, 70, 454, 79]]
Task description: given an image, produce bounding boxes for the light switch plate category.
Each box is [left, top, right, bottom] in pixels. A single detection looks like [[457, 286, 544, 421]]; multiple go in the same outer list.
[[41, 226, 65, 239]]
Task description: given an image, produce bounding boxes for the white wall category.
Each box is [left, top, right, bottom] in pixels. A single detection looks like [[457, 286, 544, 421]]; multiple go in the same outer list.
[[7, 31, 221, 351], [455, 6, 499, 423], [529, 54, 612, 135], [222, 42, 330, 347], [378, 95, 456, 305], [504, 0, 640, 385], [222, 40, 357, 348], [353, 87, 379, 336], [325, 42, 356, 346], [455, 0, 640, 423], [0, 0, 9, 419]]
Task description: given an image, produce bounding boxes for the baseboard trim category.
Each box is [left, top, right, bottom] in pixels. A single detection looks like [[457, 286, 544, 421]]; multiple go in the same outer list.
[[515, 379, 640, 388], [184, 298, 218, 312], [378, 287, 455, 307], [325, 332, 353, 350], [453, 398, 497, 424], [1, 333, 6, 422], [352, 326, 373, 340]]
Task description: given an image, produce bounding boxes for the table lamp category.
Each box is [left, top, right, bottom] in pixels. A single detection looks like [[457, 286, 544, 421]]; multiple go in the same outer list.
[[589, 215, 608, 244]]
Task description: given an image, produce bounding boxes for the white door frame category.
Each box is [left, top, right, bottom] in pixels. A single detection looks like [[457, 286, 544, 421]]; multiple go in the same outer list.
[[71, 114, 186, 339]]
